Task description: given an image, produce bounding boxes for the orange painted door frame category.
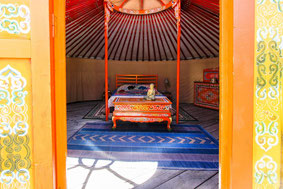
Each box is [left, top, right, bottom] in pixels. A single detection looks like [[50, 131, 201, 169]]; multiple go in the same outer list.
[[51, 0, 256, 189], [219, 0, 233, 187], [220, 0, 254, 188], [50, 0, 67, 188], [232, 0, 254, 187]]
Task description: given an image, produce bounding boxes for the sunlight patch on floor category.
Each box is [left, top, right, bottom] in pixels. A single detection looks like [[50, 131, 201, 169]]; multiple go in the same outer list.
[[85, 169, 134, 189], [66, 157, 158, 189], [67, 166, 90, 189], [110, 161, 158, 185]]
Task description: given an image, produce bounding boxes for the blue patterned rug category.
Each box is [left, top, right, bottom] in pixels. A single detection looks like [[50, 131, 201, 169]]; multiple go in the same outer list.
[[68, 122, 218, 170]]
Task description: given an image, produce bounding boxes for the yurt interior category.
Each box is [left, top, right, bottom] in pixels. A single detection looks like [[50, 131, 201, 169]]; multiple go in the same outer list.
[[66, 0, 220, 188]]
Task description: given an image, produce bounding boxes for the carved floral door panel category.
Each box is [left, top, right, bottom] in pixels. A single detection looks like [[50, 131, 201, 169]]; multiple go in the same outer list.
[[0, 0, 54, 188], [0, 60, 33, 188], [0, 1, 33, 188]]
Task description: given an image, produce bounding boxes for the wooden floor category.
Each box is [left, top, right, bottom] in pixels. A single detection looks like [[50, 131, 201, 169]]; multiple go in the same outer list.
[[67, 101, 219, 189]]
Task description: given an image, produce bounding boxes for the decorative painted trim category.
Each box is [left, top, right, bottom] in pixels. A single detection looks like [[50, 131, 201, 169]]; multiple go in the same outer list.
[[105, 1, 111, 31], [0, 3, 30, 36], [255, 121, 279, 152], [173, 0, 181, 22], [255, 155, 278, 185], [0, 65, 32, 188], [254, 0, 282, 187], [258, 0, 283, 12], [105, 0, 173, 15]]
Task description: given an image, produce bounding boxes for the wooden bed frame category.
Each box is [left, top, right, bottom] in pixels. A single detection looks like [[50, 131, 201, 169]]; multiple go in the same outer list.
[[115, 74, 158, 89], [113, 74, 172, 130]]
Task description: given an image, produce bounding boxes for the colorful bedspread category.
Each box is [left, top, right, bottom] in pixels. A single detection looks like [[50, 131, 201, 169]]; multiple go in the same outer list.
[[108, 84, 165, 107]]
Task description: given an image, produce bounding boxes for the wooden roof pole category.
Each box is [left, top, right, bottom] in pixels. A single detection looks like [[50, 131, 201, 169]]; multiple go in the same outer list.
[[104, 1, 109, 121], [176, 0, 181, 124]]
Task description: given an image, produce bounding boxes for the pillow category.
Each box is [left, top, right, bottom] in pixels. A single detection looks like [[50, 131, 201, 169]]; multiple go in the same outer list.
[[138, 86, 147, 90], [127, 85, 136, 90], [117, 89, 126, 94], [117, 84, 133, 91], [117, 84, 152, 91]]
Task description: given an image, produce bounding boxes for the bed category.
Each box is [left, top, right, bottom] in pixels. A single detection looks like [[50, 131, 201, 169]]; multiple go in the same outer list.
[[108, 75, 161, 107], [110, 75, 173, 130]]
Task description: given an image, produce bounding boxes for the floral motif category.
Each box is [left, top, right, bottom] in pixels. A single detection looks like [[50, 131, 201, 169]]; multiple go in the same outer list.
[[0, 65, 31, 186], [270, 0, 283, 12], [0, 4, 30, 34], [255, 155, 277, 184], [254, 0, 282, 187], [120, 117, 164, 122], [256, 27, 282, 100], [257, 0, 283, 12], [115, 104, 170, 111], [0, 65, 27, 108], [0, 170, 15, 185], [255, 121, 278, 151], [0, 122, 12, 137]]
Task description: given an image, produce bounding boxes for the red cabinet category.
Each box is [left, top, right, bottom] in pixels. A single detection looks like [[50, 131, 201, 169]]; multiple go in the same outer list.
[[194, 82, 219, 110], [203, 68, 219, 83]]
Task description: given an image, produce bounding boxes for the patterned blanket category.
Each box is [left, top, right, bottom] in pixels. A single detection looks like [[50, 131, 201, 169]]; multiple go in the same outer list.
[[108, 84, 165, 107]]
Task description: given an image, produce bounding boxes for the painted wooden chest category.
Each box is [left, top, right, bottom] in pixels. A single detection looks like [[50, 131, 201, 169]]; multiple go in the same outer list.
[[194, 82, 219, 110], [203, 68, 219, 83], [113, 97, 172, 130]]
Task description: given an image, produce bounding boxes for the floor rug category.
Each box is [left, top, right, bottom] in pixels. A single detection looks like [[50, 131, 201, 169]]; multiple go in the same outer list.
[[83, 101, 197, 121], [68, 122, 218, 170]]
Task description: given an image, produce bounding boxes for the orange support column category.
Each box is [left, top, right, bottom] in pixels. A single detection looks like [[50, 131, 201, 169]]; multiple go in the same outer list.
[[175, 0, 181, 124], [219, 0, 255, 187], [51, 0, 67, 188], [104, 2, 109, 121]]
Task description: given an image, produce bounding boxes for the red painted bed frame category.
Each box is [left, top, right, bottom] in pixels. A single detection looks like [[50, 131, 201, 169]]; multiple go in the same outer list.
[[112, 74, 172, 130], [115, 74, 158, 89]]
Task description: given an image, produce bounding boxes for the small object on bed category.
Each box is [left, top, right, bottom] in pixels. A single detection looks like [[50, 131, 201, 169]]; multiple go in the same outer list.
[[144, 83, 156, 101]]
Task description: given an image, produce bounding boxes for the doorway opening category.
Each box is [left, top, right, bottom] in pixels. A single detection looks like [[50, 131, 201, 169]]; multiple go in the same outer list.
[[58, 0, 223, 188]]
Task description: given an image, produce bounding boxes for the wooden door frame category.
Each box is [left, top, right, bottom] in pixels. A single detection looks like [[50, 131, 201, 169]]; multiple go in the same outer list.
[[219, 0, 233, 187], [50, 0, 67, 188], [50, 0, 254, 188]]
